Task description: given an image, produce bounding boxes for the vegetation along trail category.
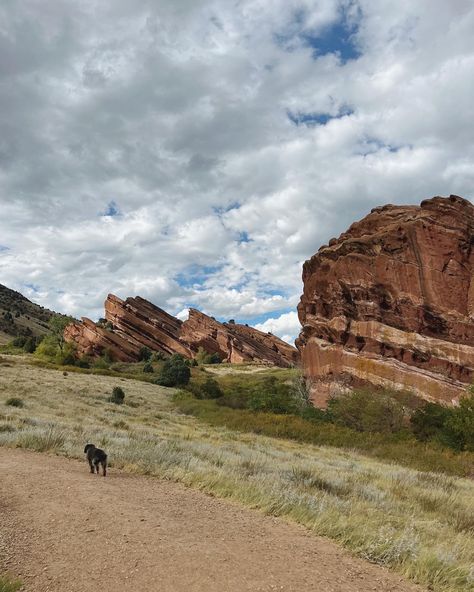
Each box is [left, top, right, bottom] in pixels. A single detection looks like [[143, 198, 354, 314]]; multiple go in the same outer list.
[[0, 448, 423, 592]]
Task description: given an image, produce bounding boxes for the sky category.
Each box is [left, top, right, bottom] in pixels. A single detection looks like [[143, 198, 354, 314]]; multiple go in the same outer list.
[[0, 0, 473, 345]]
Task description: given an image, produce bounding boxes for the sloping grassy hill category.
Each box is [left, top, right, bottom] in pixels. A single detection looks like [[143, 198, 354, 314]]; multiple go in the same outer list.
[[0, 284, 59, 343], [0, 355, 473, 592]]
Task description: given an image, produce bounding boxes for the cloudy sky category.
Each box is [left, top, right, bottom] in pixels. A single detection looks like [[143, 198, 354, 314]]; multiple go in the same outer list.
[[1, 0, 473, 344]]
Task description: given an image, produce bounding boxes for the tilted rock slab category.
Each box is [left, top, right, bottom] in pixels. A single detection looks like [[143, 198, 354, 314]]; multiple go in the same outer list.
[[296, 195, 474, 406], [65, 295, 298, 367], [181, 308, 299, 367]]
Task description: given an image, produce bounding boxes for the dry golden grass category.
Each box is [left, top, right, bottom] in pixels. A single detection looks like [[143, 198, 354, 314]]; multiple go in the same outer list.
[[0, 355, 473, 592]]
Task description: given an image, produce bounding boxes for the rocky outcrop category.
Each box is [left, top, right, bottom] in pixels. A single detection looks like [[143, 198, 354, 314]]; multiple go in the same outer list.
[[297, 195, 474, 406], [65, 295, 298, 367], [104, 295, 193, 358], [180, 309, 299, 366]]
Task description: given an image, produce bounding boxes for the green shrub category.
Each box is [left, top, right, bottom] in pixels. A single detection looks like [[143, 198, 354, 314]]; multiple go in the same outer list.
[[155, 354, 190, 387], [138, 346, 152, 361], [143, 362, 154, 373], [110, 386, 125, 405], [187, 378, 223, 399], [327, 390, 405, 433], [411, 393, 474, 452], [441, 393, 474, 452], [411, 402, 450, 441], [153, 351, 166, 361], [35, 335, 59, 359], [93, 356, 111, 369], [76, 356, 91, 368], [5, 397, 24, 408], [195, 346, 222, 365], [247, 377, 300, 414]]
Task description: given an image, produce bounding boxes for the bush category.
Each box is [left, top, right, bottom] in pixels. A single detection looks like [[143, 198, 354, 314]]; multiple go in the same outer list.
[[410, 393, 474, 452], [143, 362, 154, 373], [187, 378, 223, 399], [110, 386, 125, 405], [93, 356, 111, 369], [195, 346, 222, 365], [155, 354, 191, 387], [153, 351, 166, 361], [5, 397, 24, 408], [138, 346, 152, 362], [247, 377, 300, 414], [327, 390, 405, 433], [76, 356, 91, 368], [410, 402, 450, 441], [439, 393, 474, 452]]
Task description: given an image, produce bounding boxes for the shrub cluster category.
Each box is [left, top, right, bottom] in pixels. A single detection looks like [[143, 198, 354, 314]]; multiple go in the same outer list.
[[195, 346, 222, 365], [110, 386, 125, 405], [327, 389, 405, 433], [10, 335, 43, 353], [411, 394, 474, 451], [155, 354, 191, 387], [186, 378, 223, 399]]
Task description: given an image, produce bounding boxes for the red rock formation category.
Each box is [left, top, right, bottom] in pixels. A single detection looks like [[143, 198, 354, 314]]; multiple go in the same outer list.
[[105, 295, 192, 358], [297, 195, 474, 406], [65, 295, 298, 367], [180, 309, 299, 366], [64, 317, 139, 362]]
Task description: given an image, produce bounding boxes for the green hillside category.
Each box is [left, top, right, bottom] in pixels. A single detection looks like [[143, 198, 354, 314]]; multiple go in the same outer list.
[[0, 284, 59, 343]]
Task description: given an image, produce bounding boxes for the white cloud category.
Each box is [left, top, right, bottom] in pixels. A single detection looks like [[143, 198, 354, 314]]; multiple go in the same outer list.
[[0, 0, 473, 324], [254, 311, 301, 345]]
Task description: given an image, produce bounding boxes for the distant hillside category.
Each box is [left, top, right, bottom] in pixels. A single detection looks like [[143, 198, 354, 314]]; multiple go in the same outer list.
[[0, 284, 60, 343]]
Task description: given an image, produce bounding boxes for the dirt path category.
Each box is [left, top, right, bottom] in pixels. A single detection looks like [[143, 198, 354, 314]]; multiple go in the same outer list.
[[0, 448, 423, 592]]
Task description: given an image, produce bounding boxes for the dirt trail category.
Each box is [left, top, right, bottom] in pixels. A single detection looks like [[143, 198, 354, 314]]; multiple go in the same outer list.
[[0, 448, 423, 592]]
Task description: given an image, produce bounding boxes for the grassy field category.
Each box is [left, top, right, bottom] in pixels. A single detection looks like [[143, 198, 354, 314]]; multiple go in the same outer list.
[[0, 355, 473, 592], [174, 395, 474, 478]]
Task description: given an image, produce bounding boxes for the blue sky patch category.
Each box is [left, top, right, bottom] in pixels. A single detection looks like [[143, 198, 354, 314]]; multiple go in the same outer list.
[[24, 283, 40, 293], [303, 20, 361, 63], [287, 106, 354, 127], [175, 264, 223, 289], [274, 5, 361, 64], [100, 200, 121, 217], [0, 245, 10, 252]]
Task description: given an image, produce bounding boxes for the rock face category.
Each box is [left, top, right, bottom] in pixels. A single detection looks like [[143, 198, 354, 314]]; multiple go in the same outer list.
[[65, 295, 298, 367], [296, 195, 474, 406], [181, 309, 299, 366]]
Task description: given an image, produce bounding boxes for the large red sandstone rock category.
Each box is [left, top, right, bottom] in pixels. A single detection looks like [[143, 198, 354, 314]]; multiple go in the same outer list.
[[180, 309, 299, 366], [65, 295, 298, 367], [296, 195, 474, 406]]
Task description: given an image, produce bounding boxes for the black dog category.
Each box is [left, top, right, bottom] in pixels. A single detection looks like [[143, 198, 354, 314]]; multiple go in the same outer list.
[[84, 444, 107, 477]]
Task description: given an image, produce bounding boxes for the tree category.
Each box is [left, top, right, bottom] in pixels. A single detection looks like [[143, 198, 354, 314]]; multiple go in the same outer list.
[[441, 393, 474, 451], [138, 346, 152, 361], [48, 315, 75, 352], [155, 354, 190, 387], [410, 402, 450, 442]]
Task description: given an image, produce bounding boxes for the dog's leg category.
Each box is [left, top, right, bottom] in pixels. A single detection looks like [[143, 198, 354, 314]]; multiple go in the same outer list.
[[88, 459, 94, 474], [101, 461, 107, 477], [94, 460, 100, 475]]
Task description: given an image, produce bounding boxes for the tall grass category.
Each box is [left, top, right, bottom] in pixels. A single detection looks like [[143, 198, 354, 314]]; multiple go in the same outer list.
[[174, 395, 474, 477], [0, 356, 473, 592]]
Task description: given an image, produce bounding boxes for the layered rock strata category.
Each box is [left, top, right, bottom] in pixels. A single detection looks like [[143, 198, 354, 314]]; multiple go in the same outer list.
[[296, 195, 474, 406], [181, 309, 299, 366], [65, 295, 298, 367]]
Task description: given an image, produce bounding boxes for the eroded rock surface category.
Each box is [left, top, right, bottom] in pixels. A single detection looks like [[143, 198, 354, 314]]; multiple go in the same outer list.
[[65, 296, 298, 367], [296, 195, 474, 405]]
